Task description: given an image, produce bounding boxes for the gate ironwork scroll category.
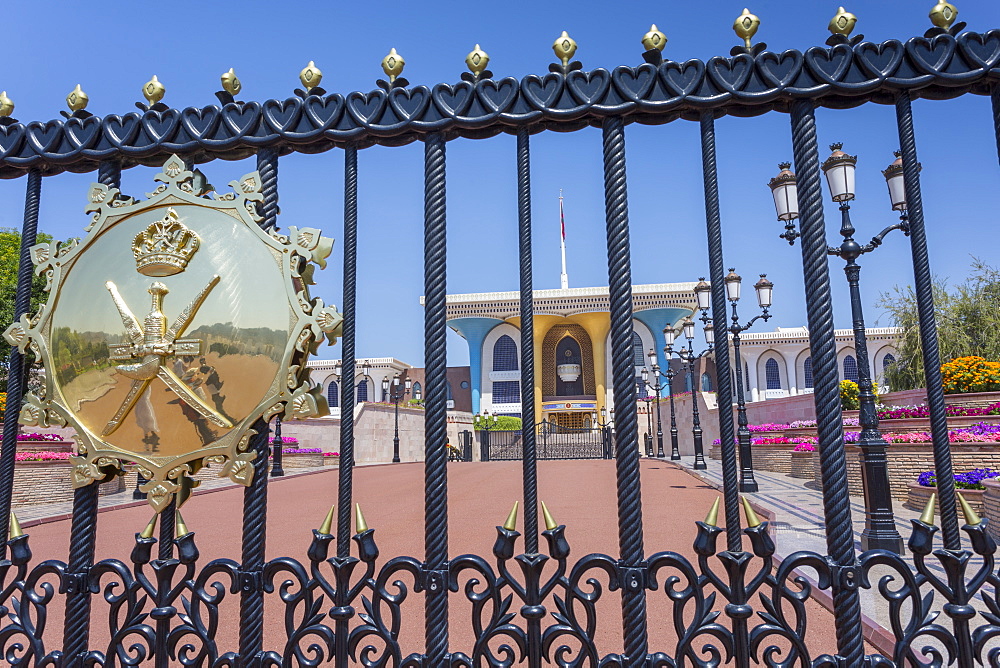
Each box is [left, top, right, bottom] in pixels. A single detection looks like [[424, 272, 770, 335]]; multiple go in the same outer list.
[[0, 5, 998, 665]]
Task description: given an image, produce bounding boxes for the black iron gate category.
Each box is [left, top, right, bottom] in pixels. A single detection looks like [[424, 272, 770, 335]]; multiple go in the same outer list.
[[0, 9, 998, 665], [480, 421, 612, 461]]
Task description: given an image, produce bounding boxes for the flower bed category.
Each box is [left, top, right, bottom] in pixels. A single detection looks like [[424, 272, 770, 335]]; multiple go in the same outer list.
[[17, 432, 74, 452], [323, 452, 339, 466]]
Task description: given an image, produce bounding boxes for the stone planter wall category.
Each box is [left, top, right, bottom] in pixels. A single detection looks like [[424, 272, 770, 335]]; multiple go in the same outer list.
[[324, 456, 339, 466], [982, 480, 1000, 543], [17, 440, 73, 453], [789, 451, 814, 478], [11, 462, 124, 508], [749, 445, 794, 474], [906, 483, 985, 516], [278, 452, 324, 469], [809, 443, 1000, 503]]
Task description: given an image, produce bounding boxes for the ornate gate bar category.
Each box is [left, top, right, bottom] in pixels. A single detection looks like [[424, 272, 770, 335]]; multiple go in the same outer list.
[[0, 15, 998, 667], [0, 32, 997, 176]]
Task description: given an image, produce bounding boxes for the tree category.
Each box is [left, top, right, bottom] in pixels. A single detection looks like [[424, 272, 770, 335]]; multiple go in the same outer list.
[[877, 258, 1000, 391], [0, 228, 53, 392]]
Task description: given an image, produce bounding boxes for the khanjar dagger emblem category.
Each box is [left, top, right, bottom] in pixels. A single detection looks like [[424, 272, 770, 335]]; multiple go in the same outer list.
[[103, 277, 231, 436], [3, 155, 344, 511]]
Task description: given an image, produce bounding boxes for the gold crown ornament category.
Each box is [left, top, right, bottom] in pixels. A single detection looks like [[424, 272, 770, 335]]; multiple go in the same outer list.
[[132, 208, 201, 276]]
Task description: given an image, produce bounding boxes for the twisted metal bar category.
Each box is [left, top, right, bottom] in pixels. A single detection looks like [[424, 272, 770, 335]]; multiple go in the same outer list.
[[256, 148, 279, 231], [158, 499, 175, 560], [699, 113, 741, 550], [238, 148, 279, 660], [895, 91, 959, 549], [993, 83, 1000, 168], [62, 159, 121, 667], [0, 169, 41, 555], [789, 99, 863, 664], [601, 116, 647, 666], [338, 146, 358, 556], [516, 129, 539, 554], [423, 133, 449, 663]]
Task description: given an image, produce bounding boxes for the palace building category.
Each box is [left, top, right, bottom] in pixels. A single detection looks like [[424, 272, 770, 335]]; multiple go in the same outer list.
[[440, 282, 699, 428]]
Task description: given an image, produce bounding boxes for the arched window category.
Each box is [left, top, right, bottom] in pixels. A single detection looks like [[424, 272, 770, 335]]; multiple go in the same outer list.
[[635, 377, 647, 397], [882, 353, 896, 371], [357, 379, 369, 403], [493, 335, 518, 371], [844, 355, 859, 382], [701, 372, 713, 392], [447, 381, 454, 400], [803, 357, 814, 388], [327, 381, 339, 408], [632, 332, 645, 367], [685, 373, 693, 392], [412, 381, 422, 400], [765, 358, 781, 390]]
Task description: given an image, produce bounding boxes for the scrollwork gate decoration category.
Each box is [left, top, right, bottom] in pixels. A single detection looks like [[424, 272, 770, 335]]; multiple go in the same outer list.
[[2, 154, 343, 511]]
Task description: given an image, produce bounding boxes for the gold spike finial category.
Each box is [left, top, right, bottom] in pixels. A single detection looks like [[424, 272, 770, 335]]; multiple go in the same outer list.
[[828, 7, 857, 36], [140, 513, 158, 539], [66, 84, 89, 112], [319, 504, 335, 535], [0, 91, 15, 118], [175, 510, 190, 538], [920, 492, 937, 525], [355, 503, 369, 533], [382, 48, 405, 83], [642, 24, 667, 52], [143, 75, 165, 106], [929, 2, 958, 29], [8, 511, 23, 539], [541, 501, 557, 531], [503, 501, 519, 531], [705, 497, 720, 527], [741, 496, 761, 528], [958, 492, 982, 526], [552, 31, 577, 67], [221, 68, 242, 96], [466, 44, 490, 76], [300, 61, 323, 92], [733, 8, 760, 50]]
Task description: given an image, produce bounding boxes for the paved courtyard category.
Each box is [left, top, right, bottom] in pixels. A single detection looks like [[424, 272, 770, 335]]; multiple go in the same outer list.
[[17, 459, 851, 659]]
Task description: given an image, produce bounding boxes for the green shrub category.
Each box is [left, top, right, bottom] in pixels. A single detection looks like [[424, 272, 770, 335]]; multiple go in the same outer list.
[[474, 415, 522, 431]]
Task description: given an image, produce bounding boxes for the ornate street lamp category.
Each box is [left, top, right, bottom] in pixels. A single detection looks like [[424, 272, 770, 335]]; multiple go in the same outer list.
[[767, 145, 910, 553], [723, 268, 774, 493], [645, 348, 667, 459], [385, 373, 412, 463], [640, 367, 654, 457]]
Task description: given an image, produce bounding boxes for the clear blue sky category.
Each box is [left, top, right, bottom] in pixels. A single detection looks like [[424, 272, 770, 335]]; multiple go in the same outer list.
[[0, 1, 997, 367]]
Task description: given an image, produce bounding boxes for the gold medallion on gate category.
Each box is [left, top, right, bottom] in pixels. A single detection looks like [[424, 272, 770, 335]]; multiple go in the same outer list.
[[4, 155, 343, 511]]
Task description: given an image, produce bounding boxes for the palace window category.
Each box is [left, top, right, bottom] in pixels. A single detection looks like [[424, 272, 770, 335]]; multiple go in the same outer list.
[[493, 381, 520, 404], [357, 379, 369, 403], [493, 334, 518, 371], [701, 372, 713, 392], [844, 355, 859, 382], [327, 381, 338, 408], [765, 358, 781, 390], [882, 353, 896, 371], [632, 332, 645, 367], [803, 357, 814, 388]]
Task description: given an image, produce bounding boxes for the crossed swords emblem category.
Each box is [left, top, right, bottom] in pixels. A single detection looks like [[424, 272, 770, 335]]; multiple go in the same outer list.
[[103, 276, 233, 436]]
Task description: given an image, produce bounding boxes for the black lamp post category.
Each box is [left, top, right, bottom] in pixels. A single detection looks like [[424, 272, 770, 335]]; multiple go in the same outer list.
[[677, 317, 715, 470], [384, 373, 412, 464], [723, 268, 773, 493], [768, 145, 906, 554], [644, 349, 670, 460], [270, 416, 285, 477], [640, 369, 655, 457], [132, 468, 147, 500]]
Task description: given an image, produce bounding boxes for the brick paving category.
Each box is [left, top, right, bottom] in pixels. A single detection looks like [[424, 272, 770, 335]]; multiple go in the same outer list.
[[15, 459, 853, 659]]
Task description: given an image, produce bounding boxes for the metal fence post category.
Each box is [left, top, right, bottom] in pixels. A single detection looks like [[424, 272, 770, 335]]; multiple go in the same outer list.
[[789, 99, 864, 664], [338, 145, 359, 554]]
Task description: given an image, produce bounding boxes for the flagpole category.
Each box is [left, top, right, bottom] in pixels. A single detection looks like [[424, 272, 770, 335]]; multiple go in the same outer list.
[[559, 190, 568, 290]]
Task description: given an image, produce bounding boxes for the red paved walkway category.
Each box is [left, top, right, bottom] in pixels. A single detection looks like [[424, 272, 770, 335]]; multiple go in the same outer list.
[[22, 460, 852, 659]]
